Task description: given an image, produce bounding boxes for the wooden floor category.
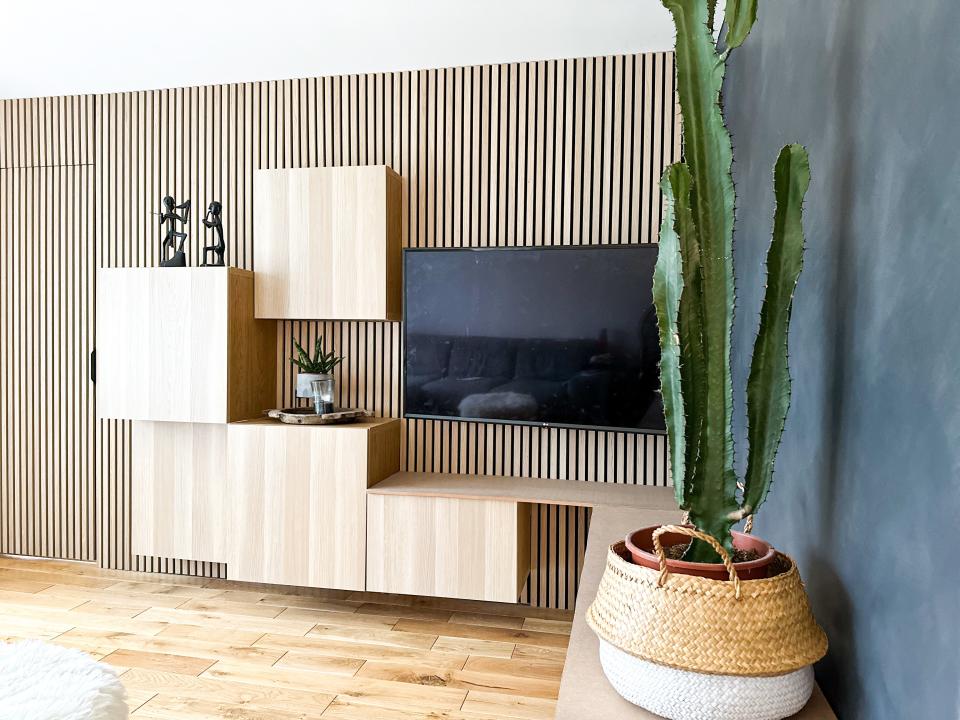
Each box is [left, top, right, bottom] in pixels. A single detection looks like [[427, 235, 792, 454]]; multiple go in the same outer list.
[[0, 556, 572, 719]]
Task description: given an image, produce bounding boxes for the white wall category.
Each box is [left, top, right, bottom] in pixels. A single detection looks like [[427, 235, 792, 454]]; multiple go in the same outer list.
[[0, 0, 676, 100]]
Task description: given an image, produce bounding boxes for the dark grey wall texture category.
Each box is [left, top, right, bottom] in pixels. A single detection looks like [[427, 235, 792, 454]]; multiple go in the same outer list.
[[725, 1, 960, 718]]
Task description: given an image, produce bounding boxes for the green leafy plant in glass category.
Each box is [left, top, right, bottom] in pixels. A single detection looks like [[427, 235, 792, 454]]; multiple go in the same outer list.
[[290, 336, 344, 375], [654, 0, 811, 562]]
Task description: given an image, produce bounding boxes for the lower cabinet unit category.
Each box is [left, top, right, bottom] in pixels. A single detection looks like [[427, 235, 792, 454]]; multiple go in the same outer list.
[[226, 417, 400, 590], [131, 421, 228, 563], [366, 494, 531, 603]]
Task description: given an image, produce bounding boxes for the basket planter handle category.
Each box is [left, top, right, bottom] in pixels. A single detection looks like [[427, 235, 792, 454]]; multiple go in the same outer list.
[[652, 525, 742, 600]]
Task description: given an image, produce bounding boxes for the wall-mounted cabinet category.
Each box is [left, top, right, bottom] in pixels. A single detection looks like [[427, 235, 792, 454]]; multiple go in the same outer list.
[[366, 494, 531, 603], [96, 267, 276, 423], [131, 421, 228, 563], [253, 165, 402, 320], [226, 417, 401, 590]]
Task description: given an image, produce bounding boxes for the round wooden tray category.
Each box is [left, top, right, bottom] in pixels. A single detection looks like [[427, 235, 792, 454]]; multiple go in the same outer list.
[[265, 408, 372, 425]]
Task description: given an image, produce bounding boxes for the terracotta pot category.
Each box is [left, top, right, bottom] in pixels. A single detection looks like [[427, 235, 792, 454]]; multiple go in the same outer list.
[[624, 525, 777, 581]]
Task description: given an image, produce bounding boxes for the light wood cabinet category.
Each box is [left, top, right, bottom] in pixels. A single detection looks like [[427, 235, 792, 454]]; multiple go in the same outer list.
[[131, 421, 228, 563], [226, 417, 400, 589], [96, 267, 276, 423], [366, 494, 531, 603], [253, 165, 402, 320]]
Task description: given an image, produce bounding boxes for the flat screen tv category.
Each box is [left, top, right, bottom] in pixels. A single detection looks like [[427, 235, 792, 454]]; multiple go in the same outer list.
[[404, 246, 665, 433]]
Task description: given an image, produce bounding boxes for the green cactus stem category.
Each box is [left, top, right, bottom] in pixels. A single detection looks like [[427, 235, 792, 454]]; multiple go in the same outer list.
[[652, 0, 810, 562]]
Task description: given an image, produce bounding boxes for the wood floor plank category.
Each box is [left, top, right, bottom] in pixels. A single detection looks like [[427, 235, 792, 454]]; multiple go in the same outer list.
[[255, 634, 468, 667], [136, 606, 316, 636], [38, 584, 190, 608], [0, 628, 64, 642], [178, 597, 286, 619], [511, 644, 569, 664], [133, 694, 325, 719], [356, 659, 560, 699], [203, 661, 468, 714], [107, 580, 224, 598], [521, 617, 573, 635], [346, 592, 572, 622], [320, 696, 504, 720], [463, 655, 564, 681], [0, 603, 168, 635], [0, 587, 86, 610], [59, 628, 286, 666], [157, 624, 267, 646], [354, 602, 454, 622], [202, 578, 352, 601], [306, 623, 438, 650], [272, 650, 366, 676], [394, 620, 569, 650], [0, 567, 116, 589], [279, 606, 398, 629], [431, 636, 516, 659], [460, 690, 557, 720], [103, 648, 217, 676], [121, 668, 336, 715], [255, 593, 363, 614], [74, 599, 161, 618], [450, 612, 525, 630], [0, 578, 54, 593]]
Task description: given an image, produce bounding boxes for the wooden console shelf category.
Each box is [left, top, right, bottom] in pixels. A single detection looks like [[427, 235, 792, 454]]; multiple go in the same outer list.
[[366, 471, 676, 604], [368, 471, 678, 510]]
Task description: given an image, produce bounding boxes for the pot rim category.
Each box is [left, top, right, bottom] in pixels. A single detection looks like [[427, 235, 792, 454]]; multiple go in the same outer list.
[[624, 525, 777, 573]]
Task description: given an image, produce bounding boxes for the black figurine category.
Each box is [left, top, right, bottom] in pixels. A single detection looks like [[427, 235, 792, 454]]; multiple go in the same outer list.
[[201, 201, 226, 267], [159, 195, 191, 267]]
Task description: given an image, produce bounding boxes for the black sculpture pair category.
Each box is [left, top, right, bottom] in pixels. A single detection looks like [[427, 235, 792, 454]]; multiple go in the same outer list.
[[158, 196, 226, 267]]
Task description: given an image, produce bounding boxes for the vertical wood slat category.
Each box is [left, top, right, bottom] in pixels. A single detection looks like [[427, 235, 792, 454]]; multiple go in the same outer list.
[[0, 51, 680, 605]]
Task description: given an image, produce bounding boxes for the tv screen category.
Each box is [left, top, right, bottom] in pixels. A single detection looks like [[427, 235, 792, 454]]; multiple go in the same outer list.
[[404, 246, 665, 433]]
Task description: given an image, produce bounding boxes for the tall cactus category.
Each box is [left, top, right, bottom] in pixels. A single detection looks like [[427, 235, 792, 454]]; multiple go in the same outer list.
[[654, 0, 810, 561]]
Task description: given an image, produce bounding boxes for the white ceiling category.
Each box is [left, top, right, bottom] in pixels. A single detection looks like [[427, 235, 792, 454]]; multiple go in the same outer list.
[[0, 0, 677, 100]]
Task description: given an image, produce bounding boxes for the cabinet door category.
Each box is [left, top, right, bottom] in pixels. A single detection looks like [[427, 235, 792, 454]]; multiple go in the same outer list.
[[227, 423, 372, 589], [132, 421, 228, 563], [97, 268, 229, 423], [253, 166, 402, 320], [366, 495, 531, 603]]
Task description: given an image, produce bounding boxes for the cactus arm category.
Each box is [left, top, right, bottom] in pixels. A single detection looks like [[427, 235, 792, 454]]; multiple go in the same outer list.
[[706, 0, 718, 32], [653, 167, 688, 507], [741, 144, 810, 517], [664, 163, 707, 510], [723, 0, 759, 50], [661, 0, 738, 554]]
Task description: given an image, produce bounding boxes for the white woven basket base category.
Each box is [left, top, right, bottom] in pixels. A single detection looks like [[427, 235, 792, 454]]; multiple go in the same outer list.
[[598, 639, 814, 720]]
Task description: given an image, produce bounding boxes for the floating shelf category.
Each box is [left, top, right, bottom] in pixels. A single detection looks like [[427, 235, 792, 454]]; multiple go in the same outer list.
[[368, 471, 678, 510]]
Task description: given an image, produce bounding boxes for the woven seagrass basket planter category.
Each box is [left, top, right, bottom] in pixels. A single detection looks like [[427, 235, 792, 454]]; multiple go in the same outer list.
[[587, 526, 828, 720]]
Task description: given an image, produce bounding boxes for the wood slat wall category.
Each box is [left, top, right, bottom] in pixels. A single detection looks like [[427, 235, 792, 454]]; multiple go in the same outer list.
[[0, 52, 680, 608]]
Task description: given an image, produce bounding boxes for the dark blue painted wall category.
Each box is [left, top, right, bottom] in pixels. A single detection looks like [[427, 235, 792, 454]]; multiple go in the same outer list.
[[725, 1, 960, 717]]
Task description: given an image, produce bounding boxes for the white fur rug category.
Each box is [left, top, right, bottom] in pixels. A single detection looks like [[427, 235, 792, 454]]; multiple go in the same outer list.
[[0, 641, 128, 720]]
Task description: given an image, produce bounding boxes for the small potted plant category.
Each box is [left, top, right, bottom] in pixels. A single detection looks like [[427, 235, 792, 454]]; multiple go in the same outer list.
[[291, 336, 344, 405], [586, 2, 828, 719]]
